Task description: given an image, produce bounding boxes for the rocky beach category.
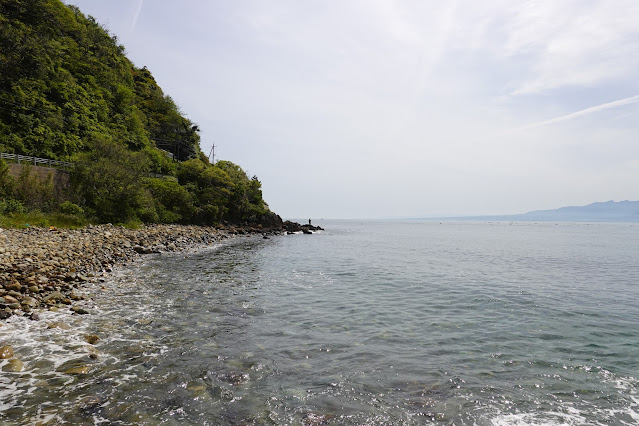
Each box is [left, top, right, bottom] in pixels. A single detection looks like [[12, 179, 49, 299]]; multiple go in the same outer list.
[[0, 223, 289, 322]]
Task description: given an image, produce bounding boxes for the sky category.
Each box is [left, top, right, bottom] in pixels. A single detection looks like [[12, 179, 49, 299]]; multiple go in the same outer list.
[[64, 0, 639, 219]]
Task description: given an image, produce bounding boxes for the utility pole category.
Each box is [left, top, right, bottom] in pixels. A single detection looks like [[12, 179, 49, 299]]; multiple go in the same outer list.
[[208, 143, 216, 164]]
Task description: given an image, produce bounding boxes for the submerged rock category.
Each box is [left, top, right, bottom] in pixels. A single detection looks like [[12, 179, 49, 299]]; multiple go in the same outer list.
[[84, 335, 100, 345], [2, 358, 24, 372], [64, 365, 92, 375], [71, 306, 90, 315], [0, 345, 15, 359], [47, 321, 71, 330]]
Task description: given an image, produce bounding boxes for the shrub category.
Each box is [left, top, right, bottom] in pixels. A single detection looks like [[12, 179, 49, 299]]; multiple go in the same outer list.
[[0, 159, 14, 198], [59, 201, 84, 216], [0, 198, 25, 215]]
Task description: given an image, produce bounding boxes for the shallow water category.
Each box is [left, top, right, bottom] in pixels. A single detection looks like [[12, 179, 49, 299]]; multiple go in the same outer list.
[[2, 221, 639, 424]]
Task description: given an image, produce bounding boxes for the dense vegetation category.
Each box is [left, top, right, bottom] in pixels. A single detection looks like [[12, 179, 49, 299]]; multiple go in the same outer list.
[[0, 0, 277, 226]]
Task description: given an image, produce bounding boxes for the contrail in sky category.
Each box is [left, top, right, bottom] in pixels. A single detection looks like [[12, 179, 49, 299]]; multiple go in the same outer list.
[[516, 94, 639, 131], [130, 0, 144, 32]]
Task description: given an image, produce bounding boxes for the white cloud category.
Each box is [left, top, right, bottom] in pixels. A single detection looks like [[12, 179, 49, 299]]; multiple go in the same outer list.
[[501, 0, 639, 95]]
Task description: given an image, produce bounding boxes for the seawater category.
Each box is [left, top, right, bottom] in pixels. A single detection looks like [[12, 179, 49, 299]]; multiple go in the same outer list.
[[2, 220, 639, 425]]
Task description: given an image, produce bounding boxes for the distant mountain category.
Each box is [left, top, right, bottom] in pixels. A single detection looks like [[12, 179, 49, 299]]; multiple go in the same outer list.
[[446, 200, 639, 222]]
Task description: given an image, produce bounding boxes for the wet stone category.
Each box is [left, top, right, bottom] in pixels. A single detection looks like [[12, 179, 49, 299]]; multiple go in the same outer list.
[[71, 306, 90, 315], [21, 296, 37, 307], [47, 321, 71, 330], [84, 335, 100, 345], [43, 291, 63, 302]]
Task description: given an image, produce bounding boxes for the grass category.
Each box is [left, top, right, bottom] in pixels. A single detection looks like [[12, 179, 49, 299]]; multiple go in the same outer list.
[[0, 211, 89, 229], [0, 211, 152, 230]]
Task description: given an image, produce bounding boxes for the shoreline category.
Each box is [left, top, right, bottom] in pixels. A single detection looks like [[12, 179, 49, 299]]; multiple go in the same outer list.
[[0, 223, 283, 321]]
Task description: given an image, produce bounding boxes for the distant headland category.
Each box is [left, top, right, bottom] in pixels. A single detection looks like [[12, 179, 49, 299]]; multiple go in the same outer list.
[[432, 200, 639, 223]]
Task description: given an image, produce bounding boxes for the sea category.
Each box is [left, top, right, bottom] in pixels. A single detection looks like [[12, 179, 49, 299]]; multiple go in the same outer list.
[[1, 220, 639, 425]]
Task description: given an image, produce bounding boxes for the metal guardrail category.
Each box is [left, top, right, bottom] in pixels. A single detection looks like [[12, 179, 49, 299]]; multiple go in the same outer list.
[[1, 153, 179, 181], [1, 152, 74, 170]]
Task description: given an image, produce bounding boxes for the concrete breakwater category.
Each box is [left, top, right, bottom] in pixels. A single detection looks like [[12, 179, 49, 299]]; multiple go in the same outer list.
[[0, 223, 274, 321]]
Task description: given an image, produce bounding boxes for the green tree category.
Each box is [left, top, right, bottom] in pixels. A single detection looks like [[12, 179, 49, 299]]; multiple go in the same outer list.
[[143, 177, 195, 223], [72, 136, 152, 223], [217, 160, 268, 222], [177, 158, 234, 224]]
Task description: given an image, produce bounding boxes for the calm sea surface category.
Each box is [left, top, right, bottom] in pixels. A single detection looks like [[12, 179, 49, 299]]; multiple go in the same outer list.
[[2, 220, 639, 425]]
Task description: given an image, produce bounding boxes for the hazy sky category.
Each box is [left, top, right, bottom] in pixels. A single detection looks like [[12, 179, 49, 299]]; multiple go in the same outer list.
[[64, 0, 639, 219]]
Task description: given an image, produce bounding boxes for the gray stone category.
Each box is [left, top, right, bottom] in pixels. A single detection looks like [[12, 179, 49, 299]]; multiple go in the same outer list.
[[43, 291, 63, 302], [21, 297, 37, 307], [71, 306, 90, 315]]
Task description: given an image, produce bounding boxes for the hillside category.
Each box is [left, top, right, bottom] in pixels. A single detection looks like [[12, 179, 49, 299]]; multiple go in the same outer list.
[[0, 0, 200, 163], [0, 0, 280, 226]]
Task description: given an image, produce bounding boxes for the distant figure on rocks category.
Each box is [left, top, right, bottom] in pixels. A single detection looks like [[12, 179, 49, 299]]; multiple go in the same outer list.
[[309, 219, 312, 225]]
